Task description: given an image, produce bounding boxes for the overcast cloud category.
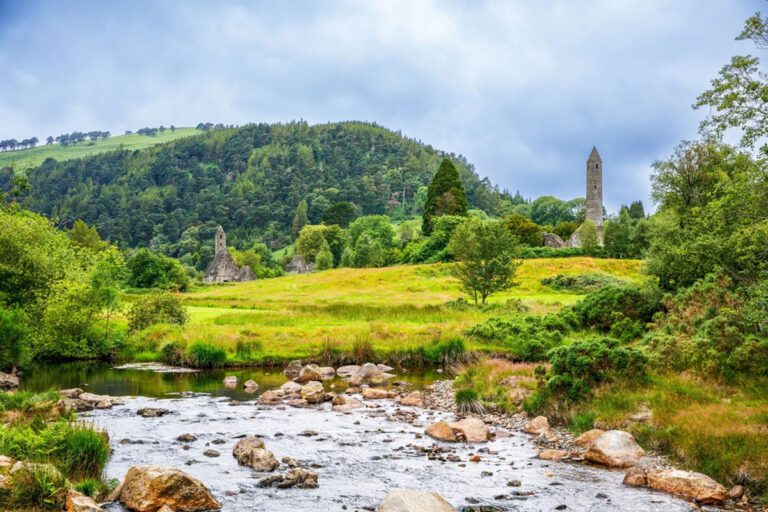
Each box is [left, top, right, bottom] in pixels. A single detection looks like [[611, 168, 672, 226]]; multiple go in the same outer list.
[[0, 0, 762, 212]]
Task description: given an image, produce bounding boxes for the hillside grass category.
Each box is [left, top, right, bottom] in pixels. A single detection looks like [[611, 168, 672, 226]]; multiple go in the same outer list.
[[125, 257, 644, 364], [0, 128, 201, 170]]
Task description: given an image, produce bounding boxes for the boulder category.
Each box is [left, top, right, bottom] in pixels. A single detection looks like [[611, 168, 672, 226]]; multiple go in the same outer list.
[[243, 380, 259, 392], [448, 418, 490, 443], [137, 408, 171, 418], [0, 372, 19, 390], [396, 392, 423, 408], [176, 434, 197, 443], [647, 469, 727, 504], [623, 467, 648, 487], [425, 421, 457, 442], [573, 429, 604, 448], [118, 466, 221, 512], [294, 364, 323, 384], [278, 381, 303, 395], [332, 395, 364, 413], [58, 398, 95, 412], [258, 390, 282, 405], [79, 392, 124, 408], [585, 430, 645, 468], [336, 365, 361, 378], [522, 416, 550, 435], [283, 360, 303, 378], [300, 381, 326, 404], [233, 437, 278, 471], [349, 363, 389, 386], [318, 367, 336, 380], [222, 376, 238, 388], [539, 449, 568, 461], [257, 468, 319, 489], [377, 364, 395, 372], [362, 387, 392, 399], [377, 488, 456, 512], [59, 388, 84, 399], [66, 489, 103, 512]]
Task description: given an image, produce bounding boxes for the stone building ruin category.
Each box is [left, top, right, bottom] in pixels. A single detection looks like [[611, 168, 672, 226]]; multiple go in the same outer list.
[[203, 226, 255, 284], [542, 146, 605, 248]]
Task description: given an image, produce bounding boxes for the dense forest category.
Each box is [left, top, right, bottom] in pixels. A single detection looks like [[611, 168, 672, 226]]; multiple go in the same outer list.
[[8, 122, 514, 270]]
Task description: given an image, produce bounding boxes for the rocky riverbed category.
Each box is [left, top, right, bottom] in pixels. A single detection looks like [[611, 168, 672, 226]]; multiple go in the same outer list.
[[82, 389, 704, 511]]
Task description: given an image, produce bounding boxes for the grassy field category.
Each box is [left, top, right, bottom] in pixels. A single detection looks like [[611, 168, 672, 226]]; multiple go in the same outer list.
[[127, 257, 644, 364], [0, 128, 201, 170]]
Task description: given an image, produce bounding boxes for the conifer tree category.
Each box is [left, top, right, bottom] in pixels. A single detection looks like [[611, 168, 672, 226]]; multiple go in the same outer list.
[[291, 200, 309, 240], [422, 159, 468, 235]]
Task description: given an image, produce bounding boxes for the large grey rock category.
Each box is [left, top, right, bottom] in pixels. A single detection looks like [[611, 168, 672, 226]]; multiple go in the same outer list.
[[377, 488, 456, 511], [349, 363, 389, 386], [78, 392, 124, 408], [233, 437, 278, 471], [294, 364, 322, 384], [257, 468, 318, 489], [258, 390, 282, 405], [448, 418, 490, 443], [59, 388, 84, 399], [522, 416, 550, 435], [300, 381, 326, 404], [278, 381, 303, 395], [283, 360, 303, 378], [647, 469, 727, 504], [336, 365, 361, 378], [66, 489, 103, 512], [585, 430, 645, 468], [118, 466, 221, 511], [331, 395, 364, 412]]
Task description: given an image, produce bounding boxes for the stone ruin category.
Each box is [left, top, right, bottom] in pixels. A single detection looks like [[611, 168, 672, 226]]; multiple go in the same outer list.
[[285, 254, 315, 274], [544, 146, 605, 249], [203, 226, 255, 284]]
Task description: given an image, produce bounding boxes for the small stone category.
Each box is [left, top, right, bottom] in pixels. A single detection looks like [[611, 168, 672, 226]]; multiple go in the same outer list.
[[729, 485, 744, 499], [202, 449, 220, 458], [469, 455, 481, 463], [136, 408, 170, 418], [176, 433, 197, 442], [623, 467, 648, 487]]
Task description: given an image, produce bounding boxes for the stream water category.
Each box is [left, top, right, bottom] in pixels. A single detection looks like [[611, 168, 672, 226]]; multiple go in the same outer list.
[[23, 364, 701, 511]]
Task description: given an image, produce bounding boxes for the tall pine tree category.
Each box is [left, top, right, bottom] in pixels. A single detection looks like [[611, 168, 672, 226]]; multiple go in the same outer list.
[[422, 159, 468, 234]]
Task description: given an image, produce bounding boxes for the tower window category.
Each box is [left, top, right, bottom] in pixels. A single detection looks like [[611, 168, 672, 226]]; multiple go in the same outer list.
[[595, 163, 599, 169]]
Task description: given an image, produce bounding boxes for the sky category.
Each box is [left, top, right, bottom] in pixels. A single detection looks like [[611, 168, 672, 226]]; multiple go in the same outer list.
[[0, 0, 763, 213]]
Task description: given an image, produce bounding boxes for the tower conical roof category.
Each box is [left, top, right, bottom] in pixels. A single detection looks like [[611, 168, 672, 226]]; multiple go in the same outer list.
[[588, 146, 601, 161]]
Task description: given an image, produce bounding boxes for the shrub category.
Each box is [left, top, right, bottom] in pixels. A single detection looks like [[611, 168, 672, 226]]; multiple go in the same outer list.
[[126, 248, 190, 291], [127, 292, 188, 332], [425, 337, 469, 365], [570, 285, 661, 331], [455, 388, 486, 415], [59, 424, 110, 479], [546, 337, 648, 401], [8, 463, 68, 510], [540, 272, 627, 293], [73, 479, 100, 497], [187, 342, 226, 369], [157, 341, 185, 366], [0, 390, 59, 412], [466, 313, 573, 362]]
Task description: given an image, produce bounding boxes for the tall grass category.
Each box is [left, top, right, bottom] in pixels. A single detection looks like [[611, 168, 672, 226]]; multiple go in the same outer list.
[[187, 342, 227, 369]]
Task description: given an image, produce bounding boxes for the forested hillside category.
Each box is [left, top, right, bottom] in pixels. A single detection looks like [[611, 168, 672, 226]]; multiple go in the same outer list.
[[10, 122, 508, 268]]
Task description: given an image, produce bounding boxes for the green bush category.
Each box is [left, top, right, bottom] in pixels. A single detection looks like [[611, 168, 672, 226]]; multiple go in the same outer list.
[[570, 285, 661, 331], [455, 388, 486, 415], [425, 337, 468, 365], [159, 341, 186, 366], [466, 313, 574, 362], [59, 424, 110, 479], [546, 337, 648, 401], [127, 292, 189, 332], [8, 463, 68, 510], [126, 248, 190, 291], [541, 272, 627, 293], [73, 479, 100, 497], [0, 390, 59, 412], [187, 342, 226, 369]]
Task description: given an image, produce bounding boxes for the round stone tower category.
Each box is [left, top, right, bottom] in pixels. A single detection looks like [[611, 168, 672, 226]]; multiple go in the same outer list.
[[585, 146, 603, 229]]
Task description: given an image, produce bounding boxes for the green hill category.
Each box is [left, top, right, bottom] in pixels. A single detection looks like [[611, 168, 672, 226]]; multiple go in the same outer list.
[[13, 121, 510, 271], [0, 127, 202, 170]]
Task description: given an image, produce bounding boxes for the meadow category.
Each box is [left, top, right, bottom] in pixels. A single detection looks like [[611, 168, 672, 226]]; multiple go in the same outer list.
[[127, 257, 644, 364], [0, 128, 201, 170]]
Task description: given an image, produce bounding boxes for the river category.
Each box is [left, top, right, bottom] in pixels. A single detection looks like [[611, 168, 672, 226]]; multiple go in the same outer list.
[[23, 363, 703, 511]]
